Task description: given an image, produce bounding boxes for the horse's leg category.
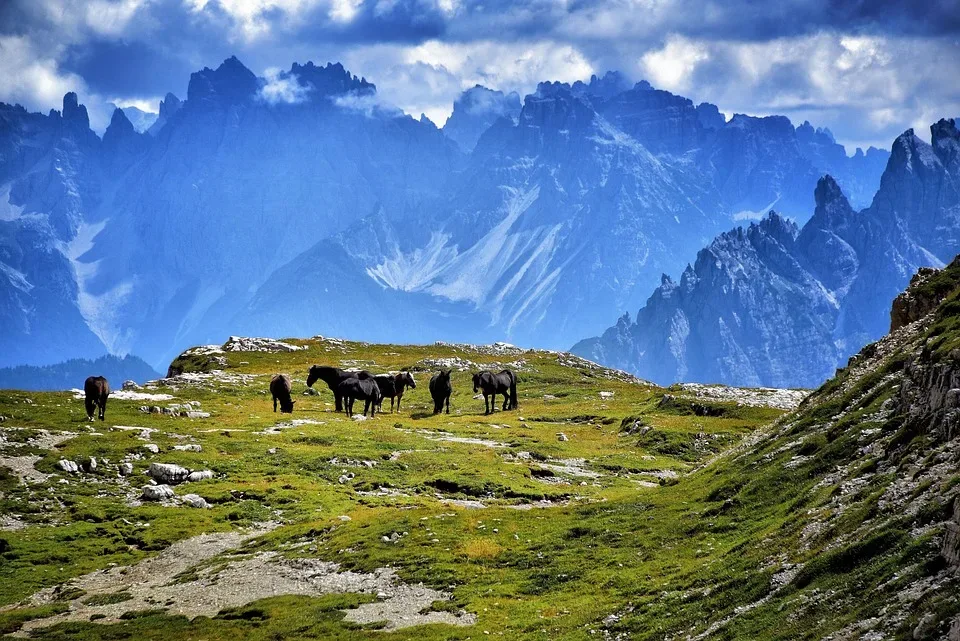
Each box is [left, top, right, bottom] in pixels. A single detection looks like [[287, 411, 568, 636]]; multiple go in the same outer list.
[[445, 394, 451, 414], [335, 390, 343, 412], [100, 396, 107, 421], [273, 395, 277, 412], [85, 398, 94, 421]]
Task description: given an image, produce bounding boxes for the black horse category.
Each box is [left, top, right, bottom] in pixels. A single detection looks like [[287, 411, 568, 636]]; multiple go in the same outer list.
[[373, 372, 417, 413], [473, 369, 518, 415], [337, 377, 382, 417], [306, 366, 371, 412], [270, 374, 296, 413], [429, 369, 452, 415], [84, 375, 110, 421]]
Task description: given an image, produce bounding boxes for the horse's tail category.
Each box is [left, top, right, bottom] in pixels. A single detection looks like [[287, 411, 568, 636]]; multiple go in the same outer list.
[[509, 372, 518, 410]]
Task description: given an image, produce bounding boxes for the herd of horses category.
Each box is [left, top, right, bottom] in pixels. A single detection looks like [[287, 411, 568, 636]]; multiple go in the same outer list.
[[296, 365, 519, 418], [81, 366, 520, 422]]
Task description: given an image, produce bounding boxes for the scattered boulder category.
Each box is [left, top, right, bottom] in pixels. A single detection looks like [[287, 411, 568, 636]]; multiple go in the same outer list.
[[184, 411, 210, 419], [82, 457, 97, 473], [141, 485, 174, 501], [173, 444, 202, 452], [222, 336, 304, 352], [142, 444, 159, 454], [303, 387, 319, 396], [557, 433, 569, 442], [186, 470, 214, 483], [57, 459, 79, 473], [148, 463, 190, 485], [338, 472, 355, 484], [181, 494, 210, 509], [119, 462, 134, 476], [599, 391, 615, 399], [122, 380, 141, 391]]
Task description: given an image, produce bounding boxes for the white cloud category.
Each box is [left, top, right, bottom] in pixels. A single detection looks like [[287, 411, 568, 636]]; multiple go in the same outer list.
[[0, 35, 88, 110], [258, 67, 310, 104], [640, 35, 708, 93]]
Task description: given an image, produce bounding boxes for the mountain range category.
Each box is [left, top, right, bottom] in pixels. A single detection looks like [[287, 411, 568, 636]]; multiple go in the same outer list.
[[0, 59, 892, 372], [573, 118, 960, 387]]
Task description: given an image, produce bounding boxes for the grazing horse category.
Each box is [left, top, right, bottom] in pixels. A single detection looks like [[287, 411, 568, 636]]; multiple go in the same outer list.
[[373, 372, 417, 413], [337, 377, 382, 417], [429, 370, 453, 415], [84, 376, 110, 421], [270, 374, 296, 413], [306, 366, 371, 412], [473, 370, 518, 415]]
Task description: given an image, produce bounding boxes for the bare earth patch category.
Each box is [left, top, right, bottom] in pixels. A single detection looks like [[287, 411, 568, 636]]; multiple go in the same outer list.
[[0, 428, 75, 484], [9, 527, 474, 633]]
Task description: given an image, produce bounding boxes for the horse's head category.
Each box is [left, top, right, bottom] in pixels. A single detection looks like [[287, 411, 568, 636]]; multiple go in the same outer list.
[[280, 399, 296, 413], [472, 372, 481, 393], [400, 372, 416, 389], [306, 366, 320, 388]]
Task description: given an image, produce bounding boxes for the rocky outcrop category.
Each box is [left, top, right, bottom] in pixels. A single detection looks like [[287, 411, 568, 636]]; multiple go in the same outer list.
[[890, 257, 960, 331]]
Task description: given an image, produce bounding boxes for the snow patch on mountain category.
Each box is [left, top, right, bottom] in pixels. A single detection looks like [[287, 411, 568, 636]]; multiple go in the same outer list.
[[367, 233, 458, 291], [0, 184, 24, 221], [64, 220, 136, 355]]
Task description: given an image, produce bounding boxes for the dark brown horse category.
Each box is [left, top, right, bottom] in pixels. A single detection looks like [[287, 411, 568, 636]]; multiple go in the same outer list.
[[472, 370, 518, 415], [270, 374, 296, 413], [306, 366, 371, 412], [337, 377, 382, 417], [84, 376, 110, 421], [429, 370, 452, 415], [373, 372, 417, 413]]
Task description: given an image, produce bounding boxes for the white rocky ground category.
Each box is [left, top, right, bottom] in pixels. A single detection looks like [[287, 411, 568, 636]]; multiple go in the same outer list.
[[9, 526, 474, 634]]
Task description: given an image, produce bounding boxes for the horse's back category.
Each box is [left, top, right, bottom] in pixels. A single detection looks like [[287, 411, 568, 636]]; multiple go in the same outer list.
[[84, 376, 108, 398]]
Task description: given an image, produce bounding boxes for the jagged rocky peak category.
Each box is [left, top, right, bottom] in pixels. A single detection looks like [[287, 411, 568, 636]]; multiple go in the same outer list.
[[754, 210, 800, 245], [187, 55, 259, 105], [932, 117, 960, 166], [442, 85, 522, 151], [61, 91, 90, 130], [695, 102, 725, 130], [104, 107, 135, 140], [812, 174, 855, 221], [519, 81, 595, 131], [159, 92, 181, 118], [571, 71, 632, 101], [288, 61, 376, 97]]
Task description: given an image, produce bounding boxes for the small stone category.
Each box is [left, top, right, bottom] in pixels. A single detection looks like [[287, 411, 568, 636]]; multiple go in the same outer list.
[[172, 444, 202, 452], [186, 470, 214, 483], [57, 459, 79, 473], [557, 433, 569, 442], [599, 391, 614, 399], [141, 484, 174, 501], [184, 411, 210, 419], [338, 473, 355, 484], [302, 388, 319, 396], [142, 444, 159, 454], [148, 462, 190, 485], [82, 457, 97, 472], [119, 462, 134, 476], [181, 494, 210, 509], [267, 448, 277, 454], [338, 515, 351, 521]]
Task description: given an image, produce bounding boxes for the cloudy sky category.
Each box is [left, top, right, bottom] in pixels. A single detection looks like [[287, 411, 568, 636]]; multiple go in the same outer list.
[[1, 0, 958, 150]]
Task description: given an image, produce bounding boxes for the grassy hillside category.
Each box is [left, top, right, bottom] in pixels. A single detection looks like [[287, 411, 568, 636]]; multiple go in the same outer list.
[[0, 323, 957, 639]]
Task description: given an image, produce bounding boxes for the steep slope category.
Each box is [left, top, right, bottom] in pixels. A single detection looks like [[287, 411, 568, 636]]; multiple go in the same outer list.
[[575, 120, 959, 388]]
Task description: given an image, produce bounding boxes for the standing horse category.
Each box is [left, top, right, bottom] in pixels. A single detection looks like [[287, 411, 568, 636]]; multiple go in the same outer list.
[[472, 370, 518, 415], [374, 372, 417, 413], [270, 374, 296, 413], [84, 376, 110, 421], [337, 377, 382, 417], [429, 370, 453, 415], [306, 366, 371, 412]]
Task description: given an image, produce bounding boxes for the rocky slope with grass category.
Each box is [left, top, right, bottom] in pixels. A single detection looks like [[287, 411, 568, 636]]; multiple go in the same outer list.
[[2, 262, 960, 638]]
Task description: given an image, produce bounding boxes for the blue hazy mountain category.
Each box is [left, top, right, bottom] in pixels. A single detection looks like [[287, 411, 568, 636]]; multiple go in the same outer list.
[[573, 119, 960, 388], [0, 56, 894, 371]]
